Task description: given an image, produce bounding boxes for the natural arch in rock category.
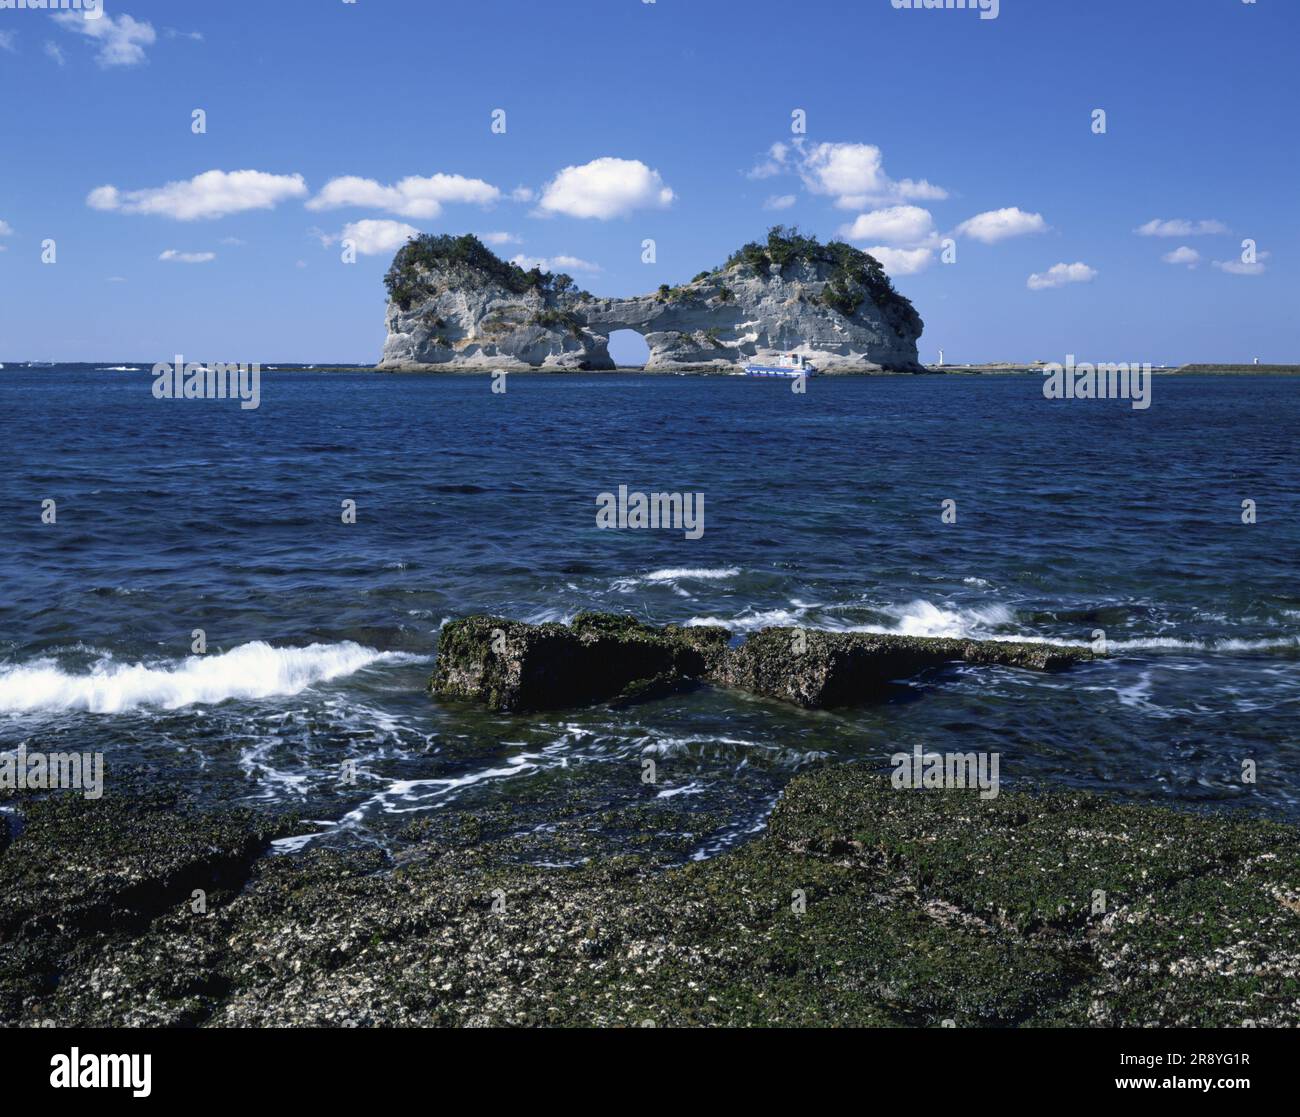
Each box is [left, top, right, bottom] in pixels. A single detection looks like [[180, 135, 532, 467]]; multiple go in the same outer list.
[[607, 329, 651, 369]]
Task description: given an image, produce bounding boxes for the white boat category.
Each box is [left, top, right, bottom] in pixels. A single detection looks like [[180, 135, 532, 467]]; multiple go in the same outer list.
[[741, 352, 818, 378]]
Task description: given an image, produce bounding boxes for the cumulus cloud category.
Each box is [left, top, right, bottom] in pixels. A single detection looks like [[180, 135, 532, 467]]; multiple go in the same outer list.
[[1213, 250, 1270, 276], [510, 253, 601, 274], [955, 207, 1048, 244], [839, 205, 935, 246], [306, 174, 500, 220], [158, 249, 215, 264], [88, 170, 308, 220], [477, 231, 522, 246], [0, 219, 12, 236], [322, 219, 422, 256], [1027, 262, 1097, 290], [1135, 218, 1229, 237], [1162, 246, 1200, 268], [536, 158, 674, 220], [864, 245, 935, 276], [52, 11, 156, 68], [763, 194, 797, 211], [797, 142, 947, 209], [748, 143, 790, 180]]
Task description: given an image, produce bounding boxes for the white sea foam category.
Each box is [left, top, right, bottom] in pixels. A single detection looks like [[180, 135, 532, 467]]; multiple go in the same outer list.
[[685, 606, 810, 632], [684, 598, 1013, 640], [681, 596, 1300, 655], [875, 599, 1016, 638], [612, 567, 740, 591], [0, 641, 416, 714]]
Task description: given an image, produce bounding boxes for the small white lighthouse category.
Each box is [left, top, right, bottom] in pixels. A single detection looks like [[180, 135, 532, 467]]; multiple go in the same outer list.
[[937, 348, 945, 368]]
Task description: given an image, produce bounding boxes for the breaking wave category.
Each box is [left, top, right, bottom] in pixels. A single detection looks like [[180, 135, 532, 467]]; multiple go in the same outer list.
[[0, 641, 417, 714]]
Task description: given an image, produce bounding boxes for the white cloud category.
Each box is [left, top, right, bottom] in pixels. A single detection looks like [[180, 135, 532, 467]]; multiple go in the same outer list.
[[1135, 218, 1229, 237], [955, 207, 1048, 244], [44, 40, 65, 66], [52, 11, 156, 68], [219, 236, 246, 246], [0, 219, 12, 236], [747, 142, 790, 180], [1027, 262, 1097, 290], [840, 205, 935, 246], [159, 249, 215, 264], [1162, 246, 1200, 268], [510, 253, 601, 274], [305, 174, 500, 220], [327, 219, 421, 256], [0, 31, 16, 53], [536, 158, 674, 220], [477, 231, 521, 246], [106, 276, 127, 283], [551, 255, 601, 273], [1213, 250, 1270, 276], [87, 170, 308, 220], [510, 186, 536, 203], [763, 194, 797, 211], [865, 245, 934, 276], [798, 142, 947, 209]]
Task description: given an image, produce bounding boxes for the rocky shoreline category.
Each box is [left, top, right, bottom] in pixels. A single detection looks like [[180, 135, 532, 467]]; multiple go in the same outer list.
[[3, 764, 1298, 1027], [3, 614, 1295, 1027]]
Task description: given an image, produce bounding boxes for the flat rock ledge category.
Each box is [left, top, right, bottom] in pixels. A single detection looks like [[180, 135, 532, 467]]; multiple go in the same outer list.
[[5, 769, 1298, 1026], [429, 613, 1093, 712]]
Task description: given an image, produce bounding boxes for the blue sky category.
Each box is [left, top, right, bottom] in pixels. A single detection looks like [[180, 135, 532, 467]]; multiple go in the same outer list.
[[0, 0, 1295, 365]]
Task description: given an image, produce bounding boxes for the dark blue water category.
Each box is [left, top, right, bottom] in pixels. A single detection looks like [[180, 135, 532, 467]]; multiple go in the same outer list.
[[2, 368, 1297, 857]]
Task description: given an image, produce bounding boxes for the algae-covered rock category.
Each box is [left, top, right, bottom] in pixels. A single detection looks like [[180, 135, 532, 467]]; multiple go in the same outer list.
[[717, 627, 1092, 708], [428, 612, 720, 712], [430, 614, 1091, 713], [0, 789, 281, 1024], [6, 766, 1297, 1027]]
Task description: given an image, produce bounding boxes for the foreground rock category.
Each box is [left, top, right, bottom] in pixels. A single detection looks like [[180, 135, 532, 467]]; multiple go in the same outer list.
[[4, 768, 1298, 1027], [378, 227, 924, 372], [429, 613, 1092, 712], [430, 613, 729, 711]]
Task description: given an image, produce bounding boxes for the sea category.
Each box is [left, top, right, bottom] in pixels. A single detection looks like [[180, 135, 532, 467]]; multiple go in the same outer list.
[[1, 366, 1297, 860]]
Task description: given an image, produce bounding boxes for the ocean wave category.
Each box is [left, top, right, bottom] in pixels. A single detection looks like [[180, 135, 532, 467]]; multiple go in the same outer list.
[[0, 641, 418, 714], [611, 566, 740, 591], [685, 606, 811, 632], [680, 597, 1300, 654]]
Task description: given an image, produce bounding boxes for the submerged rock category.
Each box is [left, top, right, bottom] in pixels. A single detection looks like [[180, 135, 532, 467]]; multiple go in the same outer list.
[[429, 613, 1092, 712], [378, 228, 924, 372]]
